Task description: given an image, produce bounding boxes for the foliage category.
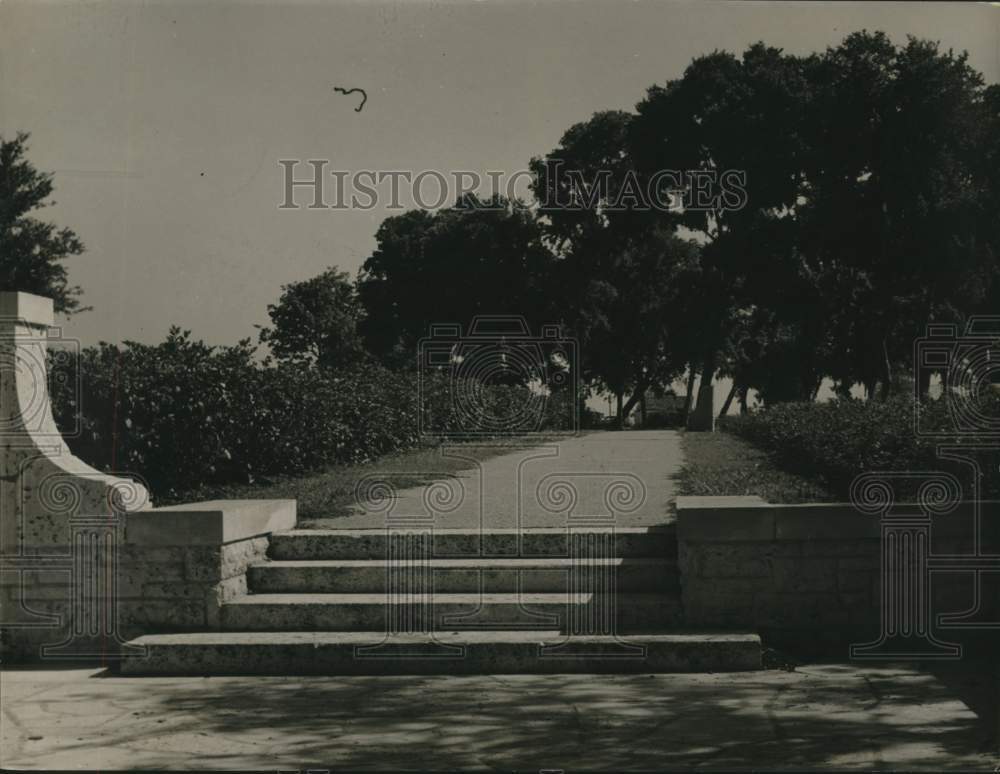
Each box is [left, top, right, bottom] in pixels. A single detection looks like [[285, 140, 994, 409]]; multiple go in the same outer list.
[[0, 132, 87, 313], [614, 34, 995, 407], [795, 33, 992, 397], [726, 394, 1000, 500], [49, 329, 573, 500], [258, 267, 366, 369], [529, 111, 698, 423], [632, 44, 811, 405], [357, 195, 555, 363]]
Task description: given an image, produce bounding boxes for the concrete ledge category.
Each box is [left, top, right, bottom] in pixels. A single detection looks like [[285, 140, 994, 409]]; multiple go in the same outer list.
[[120, 631, 762, 675], [678, 498, 997, 542], [269, 527, 676, 560], [675, 495, 768, 510], [125, 499, 296, 545], [676, 496, 774, 542], [772, 504, 879, 540]]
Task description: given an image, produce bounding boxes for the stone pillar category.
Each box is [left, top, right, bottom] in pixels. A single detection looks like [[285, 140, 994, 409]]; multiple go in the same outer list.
[[0, 291, 151, 660]]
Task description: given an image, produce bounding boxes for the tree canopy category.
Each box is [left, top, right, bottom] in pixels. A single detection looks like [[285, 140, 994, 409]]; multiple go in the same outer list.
[[356, 195, 554, 365], [0, 132, 87, 313], [349, 32, 999, 414], [259, 267, 366, 369]]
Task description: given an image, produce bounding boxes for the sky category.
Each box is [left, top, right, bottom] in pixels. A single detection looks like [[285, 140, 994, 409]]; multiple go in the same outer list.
[[1, 0, 998, 351]]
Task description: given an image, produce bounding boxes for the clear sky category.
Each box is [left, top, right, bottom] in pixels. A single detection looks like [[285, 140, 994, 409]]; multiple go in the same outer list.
[[2, 0, 998, 348]]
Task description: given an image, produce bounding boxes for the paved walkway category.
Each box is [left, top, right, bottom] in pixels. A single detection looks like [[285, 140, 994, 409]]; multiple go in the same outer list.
[[1, 661, 995, 770], [303, 430, 683, 530]]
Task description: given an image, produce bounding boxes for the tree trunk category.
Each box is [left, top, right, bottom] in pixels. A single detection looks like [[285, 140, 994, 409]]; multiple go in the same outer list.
[[738, 386, 749, 415], [879, 338, 893, 401], [918, 366, 932, 400], [687, 352, 717, 431], [718, 382, 737, 419], [864, 378, 877, 401], [693, 352, 715, 414], [620, 379, 649, 424], [640, 394, 647, 427], [616, 391, 623, 430], [682, 366, 697, 419]]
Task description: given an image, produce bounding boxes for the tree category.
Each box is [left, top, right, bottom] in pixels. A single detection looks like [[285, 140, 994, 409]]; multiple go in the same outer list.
[[0, 132, 87, 313], [259, 267, 366, 369], [530, 111, 694, 425], [797, 33, 992, 398], [631, 44, 812, 409], [357, 195, 555, 365], [970, 84, 1000, 323], [626, 33, 994, 406], [573, 228, 699, 425]]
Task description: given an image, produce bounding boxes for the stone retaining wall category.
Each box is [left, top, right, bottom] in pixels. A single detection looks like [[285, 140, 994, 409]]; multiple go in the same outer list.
[[117, 537, 271, 632], [1, 499, 294, 661], [676, 496, 1000, 653]]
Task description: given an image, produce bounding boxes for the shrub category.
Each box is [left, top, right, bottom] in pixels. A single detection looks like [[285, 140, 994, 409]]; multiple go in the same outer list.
[[725, 393, 1000, 501], [48, 329, 574, 500]]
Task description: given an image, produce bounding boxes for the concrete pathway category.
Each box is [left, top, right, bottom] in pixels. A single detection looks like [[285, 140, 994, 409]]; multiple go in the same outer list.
[[1, 661, 996, 770], [303, 430, 683, 529]]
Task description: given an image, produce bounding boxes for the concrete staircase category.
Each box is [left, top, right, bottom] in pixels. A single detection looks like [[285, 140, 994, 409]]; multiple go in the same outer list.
[[122, 526, 761, 674]]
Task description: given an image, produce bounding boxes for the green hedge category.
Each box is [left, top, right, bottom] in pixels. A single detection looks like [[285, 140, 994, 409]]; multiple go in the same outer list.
[[49, 329, 576, 499], [725, 394, 1000, 501]]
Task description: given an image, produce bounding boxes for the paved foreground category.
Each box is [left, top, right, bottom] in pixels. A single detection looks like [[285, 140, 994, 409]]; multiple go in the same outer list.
[[2, 662, 996, 770], [304, 430, 683, 529]]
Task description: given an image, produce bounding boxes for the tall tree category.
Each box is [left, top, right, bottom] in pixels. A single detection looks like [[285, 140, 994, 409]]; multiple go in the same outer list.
[[971, 84, 1000, 321], [631, 44, 812, 406], [0, 132, 87, 313], [530, 111, 693, 425], [574, 229, 699, 424], [798, 33, 991, 397], [259, 267, 366, 369], [357, 195, 555, 365]]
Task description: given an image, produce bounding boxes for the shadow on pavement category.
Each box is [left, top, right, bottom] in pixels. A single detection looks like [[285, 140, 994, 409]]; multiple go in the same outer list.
[[12, 662, 990, 770]]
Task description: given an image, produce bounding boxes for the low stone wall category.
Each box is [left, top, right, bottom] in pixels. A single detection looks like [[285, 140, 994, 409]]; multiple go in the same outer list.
[[0, 292, 300, 662], [118, 499, 295, 632], [676, 496, 1000, 653], [1, 499, 295, 661]]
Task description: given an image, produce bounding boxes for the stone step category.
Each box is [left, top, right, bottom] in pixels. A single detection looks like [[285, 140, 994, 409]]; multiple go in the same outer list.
[[119, 630, 762, 675], [247, 557, 680, 594], [220, 592, 684, 632], [268, 527, 677, 561]]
